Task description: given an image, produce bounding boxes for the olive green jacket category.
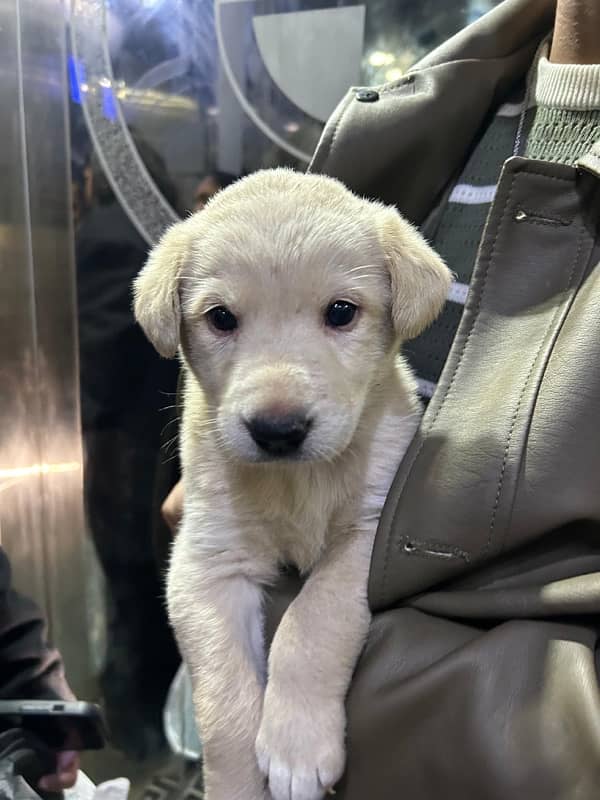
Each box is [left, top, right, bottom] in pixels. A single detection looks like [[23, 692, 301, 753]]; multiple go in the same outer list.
[[270, 0, 600, 796]]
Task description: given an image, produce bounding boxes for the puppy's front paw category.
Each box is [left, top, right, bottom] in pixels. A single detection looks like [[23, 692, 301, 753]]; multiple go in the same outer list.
[[255, 690, 345, 800]]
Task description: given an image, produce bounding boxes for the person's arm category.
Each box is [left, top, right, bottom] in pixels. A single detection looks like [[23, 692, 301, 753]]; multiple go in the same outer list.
[[157, 368, 185, 537], [0, 547, 79, 789], [161, 479, 183, 535], [0, 549, 71, 702]]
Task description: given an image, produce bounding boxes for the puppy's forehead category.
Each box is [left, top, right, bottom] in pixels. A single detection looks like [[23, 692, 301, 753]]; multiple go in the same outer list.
[[190, 179, 381, 281]]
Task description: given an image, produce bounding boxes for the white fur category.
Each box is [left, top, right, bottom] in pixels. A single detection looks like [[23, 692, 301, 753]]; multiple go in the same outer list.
[[134, 169, 451, 800]]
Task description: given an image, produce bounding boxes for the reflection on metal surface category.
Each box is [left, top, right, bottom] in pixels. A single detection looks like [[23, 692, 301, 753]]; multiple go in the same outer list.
[[0, 0, 49, 621], [0, 462, 81, 480], [71, 0, 179, 246], [0, 0, 92, 694], [79, 77, 199, 114], [117, 87, 198, 113], [252, 6, 365, 124]]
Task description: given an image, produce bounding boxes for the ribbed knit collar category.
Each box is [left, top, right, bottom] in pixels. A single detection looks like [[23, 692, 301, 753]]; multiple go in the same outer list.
[[533, 39, 600, 110]]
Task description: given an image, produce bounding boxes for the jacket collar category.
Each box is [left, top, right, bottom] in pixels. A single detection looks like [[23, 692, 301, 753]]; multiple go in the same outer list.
[[310, 0, 560, 222]]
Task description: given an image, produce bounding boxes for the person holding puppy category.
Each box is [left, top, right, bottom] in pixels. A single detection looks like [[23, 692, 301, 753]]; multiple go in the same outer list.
[[156, 0, 600, 797], [299, 0, 600, 796]]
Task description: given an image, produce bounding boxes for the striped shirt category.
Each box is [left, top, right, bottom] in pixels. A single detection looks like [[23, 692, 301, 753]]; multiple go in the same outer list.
[[405, 88, 529, 400], [407, 40, 600, 402]]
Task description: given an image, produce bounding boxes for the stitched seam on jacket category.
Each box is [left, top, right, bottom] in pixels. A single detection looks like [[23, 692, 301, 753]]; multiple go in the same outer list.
[[377, 169, 518, 606], [516, 211, 572, 227], [489, 221, 586, 556], [327, 95, 356, 165], [485, 237, 578, 552], [377, 77, 416, 97], [312, 94, 353, 175]]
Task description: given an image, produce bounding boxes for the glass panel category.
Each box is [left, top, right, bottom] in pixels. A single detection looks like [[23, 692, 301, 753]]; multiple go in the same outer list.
[[70, 0, 502, 240]]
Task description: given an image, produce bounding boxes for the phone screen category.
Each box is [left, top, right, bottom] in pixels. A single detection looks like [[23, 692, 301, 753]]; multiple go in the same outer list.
[[0, 707, 105, 750]]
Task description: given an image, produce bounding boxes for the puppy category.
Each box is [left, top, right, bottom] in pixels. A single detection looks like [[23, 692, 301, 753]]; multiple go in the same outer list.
[[134, 169, 451, 800]]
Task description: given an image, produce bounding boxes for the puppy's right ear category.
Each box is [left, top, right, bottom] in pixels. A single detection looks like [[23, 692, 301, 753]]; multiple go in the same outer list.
[[133, 218, 195, 358]]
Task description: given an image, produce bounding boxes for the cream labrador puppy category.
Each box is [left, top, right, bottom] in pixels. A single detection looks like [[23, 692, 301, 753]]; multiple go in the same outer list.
[[134, 169, 450, 800]]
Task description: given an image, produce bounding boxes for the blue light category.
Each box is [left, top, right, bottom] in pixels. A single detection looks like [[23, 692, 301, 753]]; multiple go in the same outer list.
[[68, 55, 86, 105], [102, 86, 117, 121]]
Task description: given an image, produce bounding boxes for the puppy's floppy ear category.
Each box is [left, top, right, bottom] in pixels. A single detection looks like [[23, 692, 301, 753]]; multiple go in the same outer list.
[[133, 217, 196, 358], [377, 206, 452, 340]]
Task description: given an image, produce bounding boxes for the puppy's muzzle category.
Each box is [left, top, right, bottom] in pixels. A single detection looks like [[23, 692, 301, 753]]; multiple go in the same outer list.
[[244, 412, 312, 457]]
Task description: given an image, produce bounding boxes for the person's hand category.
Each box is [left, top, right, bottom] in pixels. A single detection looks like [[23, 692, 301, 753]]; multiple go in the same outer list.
[[162, 480, 184, 535], [38, 750, 80, 791]]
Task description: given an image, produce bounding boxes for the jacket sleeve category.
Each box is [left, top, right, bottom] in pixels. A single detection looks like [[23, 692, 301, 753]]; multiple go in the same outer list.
[[0, 547, 73, 701]]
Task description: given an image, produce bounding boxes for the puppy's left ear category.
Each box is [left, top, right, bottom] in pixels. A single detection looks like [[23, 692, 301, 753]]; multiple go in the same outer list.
[[377, 207, 452, 340], [133, 216, 197, 358]]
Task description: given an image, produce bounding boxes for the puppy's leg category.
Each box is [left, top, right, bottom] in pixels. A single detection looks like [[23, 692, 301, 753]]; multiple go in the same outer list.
[[168, 535, 269, 800], [256, 527, 374, 800]]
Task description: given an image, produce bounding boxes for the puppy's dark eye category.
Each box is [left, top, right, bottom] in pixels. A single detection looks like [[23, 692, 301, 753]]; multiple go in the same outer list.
[[207, 306, 238, 332], [325, 301, 358, 328]]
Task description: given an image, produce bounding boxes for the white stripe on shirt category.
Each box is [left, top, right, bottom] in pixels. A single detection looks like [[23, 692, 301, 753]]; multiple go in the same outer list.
[[448, 281, 469, 305], [496, 101, 524, 118], [449, 183, 497, 204]]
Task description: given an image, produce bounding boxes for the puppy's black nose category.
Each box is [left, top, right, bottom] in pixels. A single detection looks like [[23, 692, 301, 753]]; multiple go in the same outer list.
[[245, 412, 312, 456]]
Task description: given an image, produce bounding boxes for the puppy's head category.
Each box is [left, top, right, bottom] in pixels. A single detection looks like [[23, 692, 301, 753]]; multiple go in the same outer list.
[[134, 169, 450, 463]]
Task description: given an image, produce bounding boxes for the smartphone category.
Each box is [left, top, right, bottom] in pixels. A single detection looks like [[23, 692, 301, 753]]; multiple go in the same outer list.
[[0, 700, 107, 751]]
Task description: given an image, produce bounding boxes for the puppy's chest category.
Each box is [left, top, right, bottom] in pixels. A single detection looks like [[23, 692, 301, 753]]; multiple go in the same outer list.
[[248, 471, 357, 573], [260, 489, 339, 572]]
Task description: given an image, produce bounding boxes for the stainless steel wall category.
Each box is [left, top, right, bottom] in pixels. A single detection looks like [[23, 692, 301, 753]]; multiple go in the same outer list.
[[0, 0, 91, 695]]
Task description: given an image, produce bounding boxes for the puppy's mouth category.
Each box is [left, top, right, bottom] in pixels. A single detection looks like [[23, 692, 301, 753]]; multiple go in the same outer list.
[[243, 412, 313, 461]]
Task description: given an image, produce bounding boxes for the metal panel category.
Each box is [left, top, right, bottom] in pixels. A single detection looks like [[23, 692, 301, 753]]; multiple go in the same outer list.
[[0, 0, 48, 616], [0, 0, 92, 695]]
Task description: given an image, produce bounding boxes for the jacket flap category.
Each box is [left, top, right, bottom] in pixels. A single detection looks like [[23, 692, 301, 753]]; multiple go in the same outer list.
[[369, 158, 596, 609]]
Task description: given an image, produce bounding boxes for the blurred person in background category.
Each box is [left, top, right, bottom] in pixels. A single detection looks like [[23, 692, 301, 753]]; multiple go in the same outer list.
[[76, 130, 181, 760]]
